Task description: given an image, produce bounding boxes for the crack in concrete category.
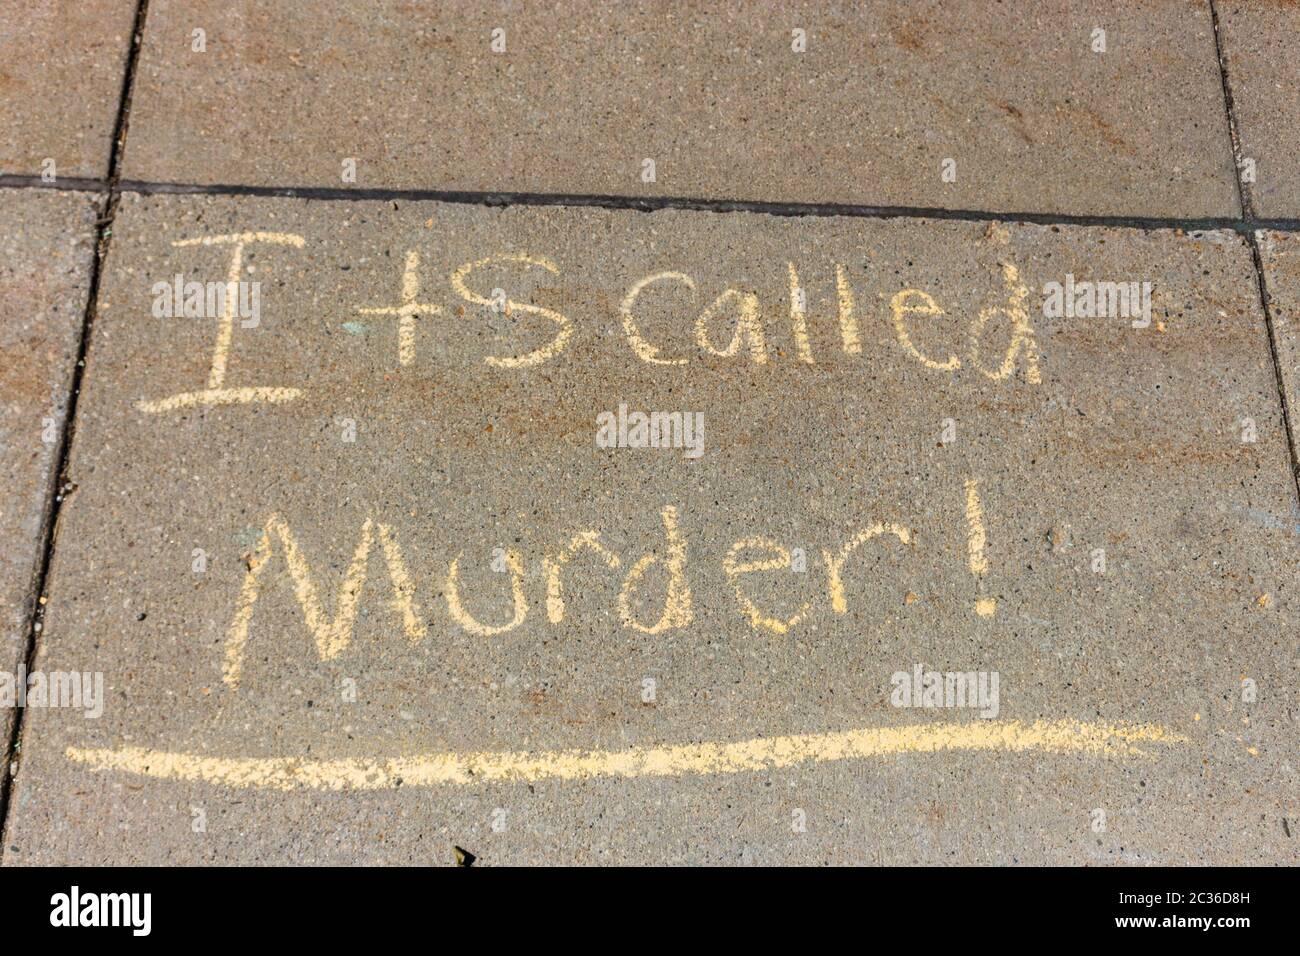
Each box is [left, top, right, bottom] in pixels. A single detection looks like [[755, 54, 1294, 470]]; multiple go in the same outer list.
[[1209, 0, 1300, 508], [0, 0, 153, 850]]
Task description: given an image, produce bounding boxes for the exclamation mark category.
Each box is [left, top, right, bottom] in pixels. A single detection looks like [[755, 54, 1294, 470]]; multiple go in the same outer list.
[[965, 478, 997, 618]]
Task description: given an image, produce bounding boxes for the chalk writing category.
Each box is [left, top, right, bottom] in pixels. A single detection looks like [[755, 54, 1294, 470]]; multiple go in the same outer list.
[[137, 233, 305, 413], [219, 478, 1000, 691], [137, 234, 1043, 414]]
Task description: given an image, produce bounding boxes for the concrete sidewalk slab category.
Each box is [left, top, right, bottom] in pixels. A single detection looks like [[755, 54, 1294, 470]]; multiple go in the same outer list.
[[0, 0, 139, 180], [123, 0, 1238, 218], [0, 189, 100, 763], [3, 194, 1294, 864], [1218, 2, 1300, 219]]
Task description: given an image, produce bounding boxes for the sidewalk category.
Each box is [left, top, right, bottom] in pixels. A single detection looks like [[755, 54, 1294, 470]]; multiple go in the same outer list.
[[0, 1, 1295, 865]]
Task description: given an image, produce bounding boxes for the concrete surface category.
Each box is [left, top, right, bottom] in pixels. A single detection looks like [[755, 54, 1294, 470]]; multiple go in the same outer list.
[[2, 1, 1299, 868], [0, 189, 100, 766], [1, 194, 1294, 864], [0, 0, 139, 179], [1219, 2, 1300, 219], [121, 0, 1240, 217], [1258, 230, 1300, 461]]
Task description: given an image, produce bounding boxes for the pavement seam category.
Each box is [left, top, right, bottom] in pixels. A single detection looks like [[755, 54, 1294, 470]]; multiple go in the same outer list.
[[1209, 0, 1300, 502], [0, 177, 109, 195], [8, 173, 1300, 235], [0, 0, 152, 851], [1207, 0, 1253, 222]]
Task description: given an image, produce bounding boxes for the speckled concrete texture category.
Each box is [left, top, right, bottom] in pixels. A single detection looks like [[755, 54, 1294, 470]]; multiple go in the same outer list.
[[1258, 230, 1300, 476], [121, 0, 1239, 217], [1, 194, 1294, 864], [1218, 2, 1300, 219], [0, 189, 101, 769], [0, 0, 139, 178]]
